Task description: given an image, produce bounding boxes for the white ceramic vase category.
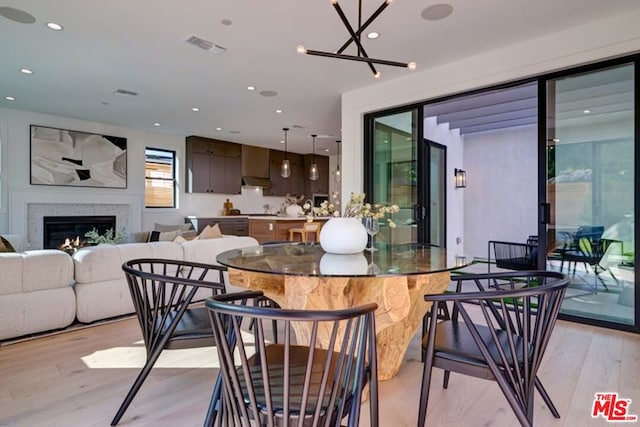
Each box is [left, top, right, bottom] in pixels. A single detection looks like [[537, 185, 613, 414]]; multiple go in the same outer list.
[[286, 204, 304, 217], [319, 253, 368, 275], [319, 217, 368, 254]]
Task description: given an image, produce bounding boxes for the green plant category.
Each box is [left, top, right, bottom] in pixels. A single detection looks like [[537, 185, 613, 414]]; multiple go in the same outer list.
[[84, 227, 127, 244]]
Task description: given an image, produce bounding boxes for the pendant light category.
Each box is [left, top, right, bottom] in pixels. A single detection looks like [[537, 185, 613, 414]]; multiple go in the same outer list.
[[280, 127, 291, 178], [309, 134, 319, 181], [334, 140, 341, 183]]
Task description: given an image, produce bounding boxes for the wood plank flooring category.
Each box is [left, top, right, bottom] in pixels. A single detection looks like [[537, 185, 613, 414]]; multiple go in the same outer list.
[[0, 316, 638, 426]]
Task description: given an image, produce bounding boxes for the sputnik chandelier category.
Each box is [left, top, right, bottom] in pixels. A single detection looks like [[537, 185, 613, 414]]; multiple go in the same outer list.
[[297, 0, 416, 78]]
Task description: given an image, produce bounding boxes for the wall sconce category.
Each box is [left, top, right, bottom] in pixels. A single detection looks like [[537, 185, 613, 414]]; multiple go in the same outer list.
[[454, 168, 466, 188]]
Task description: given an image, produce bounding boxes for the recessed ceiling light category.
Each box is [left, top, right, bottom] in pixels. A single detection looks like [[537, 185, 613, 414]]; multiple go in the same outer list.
[[246, 86, 255, 91], [280, 140, 285, 144], [275, 109, 283, 114], [192, 107, 200, 112], [367, 32, 379, 39], [221, 19, 232, 26], [260, 90, 278, 97], [583, 109, 591, 114], [5, 96, 16, 101], [324, 148, 330, 152], [153, 122, 161, 127], [421, 3, 454, 21], [215, 127, 223, 131], [46, 22, 63, 31], [20, 68, 33, 74]]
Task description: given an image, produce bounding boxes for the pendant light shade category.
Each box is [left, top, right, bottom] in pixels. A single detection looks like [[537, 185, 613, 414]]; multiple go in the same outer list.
[[309, 134, 319, 181], [281, 127, 291, 178], [334, 140, 341, 183]]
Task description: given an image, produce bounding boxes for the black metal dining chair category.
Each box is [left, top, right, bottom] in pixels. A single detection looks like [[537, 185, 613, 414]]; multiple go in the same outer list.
[[418, 271, 569, 427], [205, 291, 379, 427], [112, 258, 228, 426]]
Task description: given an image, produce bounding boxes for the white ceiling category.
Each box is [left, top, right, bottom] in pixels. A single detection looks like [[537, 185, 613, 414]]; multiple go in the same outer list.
[[1, 0, 639, 155]]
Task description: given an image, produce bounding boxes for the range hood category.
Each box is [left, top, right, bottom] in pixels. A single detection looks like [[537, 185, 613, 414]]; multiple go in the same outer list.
[[241, 145, 271, 188]]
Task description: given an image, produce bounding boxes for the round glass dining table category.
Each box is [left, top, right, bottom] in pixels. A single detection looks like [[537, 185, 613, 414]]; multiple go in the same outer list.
[[217, 243, 469, 380]]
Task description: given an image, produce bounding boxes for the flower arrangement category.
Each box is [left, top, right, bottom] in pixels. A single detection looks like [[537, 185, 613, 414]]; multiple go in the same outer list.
[[316, 192, 399, 227]]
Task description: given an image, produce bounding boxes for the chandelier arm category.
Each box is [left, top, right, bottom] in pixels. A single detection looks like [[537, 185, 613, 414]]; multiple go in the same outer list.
[[336, 0, 391, 54], [305, 49, 408, 68], [331, 0, 378, 75]]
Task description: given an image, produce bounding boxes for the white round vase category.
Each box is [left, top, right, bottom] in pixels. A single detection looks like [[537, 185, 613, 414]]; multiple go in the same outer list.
[[319, 253, 368, 275], [286, 204, 304, 217], [319, 217, 368, 254]]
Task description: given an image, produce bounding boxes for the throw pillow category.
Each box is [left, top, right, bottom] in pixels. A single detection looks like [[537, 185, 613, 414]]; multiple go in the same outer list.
[[0, 236, 16, 253], [154, 223, 193, 232], [147, 229, 181, 242], [198, 224, 223, 239], [173, 235, 187, 243]]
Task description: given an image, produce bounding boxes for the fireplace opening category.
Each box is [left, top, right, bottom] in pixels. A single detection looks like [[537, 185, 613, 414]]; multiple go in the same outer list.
[[43, 215, 117, 250]]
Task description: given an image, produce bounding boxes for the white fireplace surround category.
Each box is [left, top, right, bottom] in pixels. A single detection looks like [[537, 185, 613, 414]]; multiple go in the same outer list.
[[10, 189, 142, 249]]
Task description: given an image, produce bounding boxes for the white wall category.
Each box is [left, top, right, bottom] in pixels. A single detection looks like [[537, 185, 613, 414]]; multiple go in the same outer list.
[[0, 107, 287, 241], [340, 9, 640, 258], [464, 125, 538, 259]]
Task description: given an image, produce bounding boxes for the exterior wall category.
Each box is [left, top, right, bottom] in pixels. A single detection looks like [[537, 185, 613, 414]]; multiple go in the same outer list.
[[463, 125, 538, 259]]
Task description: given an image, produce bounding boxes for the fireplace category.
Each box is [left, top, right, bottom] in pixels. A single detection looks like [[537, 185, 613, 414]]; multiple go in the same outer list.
[[43, 215, 117, 250]]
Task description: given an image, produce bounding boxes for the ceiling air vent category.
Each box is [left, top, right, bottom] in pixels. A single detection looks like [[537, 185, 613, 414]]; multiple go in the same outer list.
[[185, 35, 226, 54], [114, 89, 138, 97]]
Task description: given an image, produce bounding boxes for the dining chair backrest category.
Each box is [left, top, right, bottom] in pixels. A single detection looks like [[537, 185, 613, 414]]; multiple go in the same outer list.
[[205, 291, 379, 427], [112, 258, 227, 426], [418, 271, 569, 427]]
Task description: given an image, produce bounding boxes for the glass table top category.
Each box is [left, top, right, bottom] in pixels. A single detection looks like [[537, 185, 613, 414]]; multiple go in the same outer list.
[[216, 243, 469, 277]]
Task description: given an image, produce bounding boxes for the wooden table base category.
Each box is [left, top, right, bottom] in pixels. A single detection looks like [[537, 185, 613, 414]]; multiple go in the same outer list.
[[227, 268, 451, 381]]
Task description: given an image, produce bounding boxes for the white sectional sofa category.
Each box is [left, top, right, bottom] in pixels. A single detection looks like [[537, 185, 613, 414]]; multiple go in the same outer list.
[[0, 235, 259, 339], [72, 236, 258, 323], [0, 250, 76, 340]]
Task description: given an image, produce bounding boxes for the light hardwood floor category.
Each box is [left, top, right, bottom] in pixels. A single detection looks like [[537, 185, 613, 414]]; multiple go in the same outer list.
[[0, 316, 638, 426]]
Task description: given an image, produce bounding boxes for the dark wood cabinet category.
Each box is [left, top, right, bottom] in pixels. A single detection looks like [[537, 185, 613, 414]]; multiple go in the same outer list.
[[304, 154, 330, 195], [185, 217, 248, 236], [264, 150, 305, 197], [186, 136, 242, 194]]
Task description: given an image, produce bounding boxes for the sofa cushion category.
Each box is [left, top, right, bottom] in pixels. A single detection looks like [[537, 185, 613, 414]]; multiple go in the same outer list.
[[22, 250, 74, 292], [73, 244, 122, 283], [0, 253, 24, 295]]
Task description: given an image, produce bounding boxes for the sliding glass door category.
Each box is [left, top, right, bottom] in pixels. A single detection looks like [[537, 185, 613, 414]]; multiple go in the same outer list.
[[364, 107, 446, 247], [544, 63, 636, 327]]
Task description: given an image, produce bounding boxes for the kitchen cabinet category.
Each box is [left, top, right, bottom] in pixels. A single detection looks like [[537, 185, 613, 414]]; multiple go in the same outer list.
[[304, 154, 330, 195], [186, 136, 242, 194], [185, 216, 249, 236], [264, 150, 305, 197]]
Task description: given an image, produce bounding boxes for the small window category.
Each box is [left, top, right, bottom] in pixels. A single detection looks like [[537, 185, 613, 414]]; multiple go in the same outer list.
[[145, 148, 176, 208]]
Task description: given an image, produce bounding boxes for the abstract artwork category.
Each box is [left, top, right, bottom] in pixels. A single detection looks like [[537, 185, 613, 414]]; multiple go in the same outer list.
[[30, 125, 127, 188]]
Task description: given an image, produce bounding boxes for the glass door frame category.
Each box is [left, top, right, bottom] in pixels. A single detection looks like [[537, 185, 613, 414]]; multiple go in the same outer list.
[[537, 54, 640, 333], [364, 104, 433, 245]]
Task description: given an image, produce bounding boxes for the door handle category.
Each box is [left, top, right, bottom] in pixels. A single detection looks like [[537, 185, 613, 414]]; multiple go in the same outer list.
[[540, 203, 550, 224], [413, 204, 422, 223]]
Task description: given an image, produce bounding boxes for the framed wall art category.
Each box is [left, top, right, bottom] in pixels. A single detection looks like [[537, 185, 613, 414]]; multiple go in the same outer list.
[[30, 125, 127, 188]]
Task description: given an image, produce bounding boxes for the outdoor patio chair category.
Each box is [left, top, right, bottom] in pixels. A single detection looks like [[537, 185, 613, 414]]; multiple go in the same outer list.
[[488, 238, 538, 273], [418, 271, 569, 427], [112, 258, 228, 426], [204, 291, 379, 427]]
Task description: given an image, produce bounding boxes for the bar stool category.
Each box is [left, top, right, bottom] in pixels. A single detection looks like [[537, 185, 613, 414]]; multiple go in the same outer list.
[[288, 221, 322, 242]]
